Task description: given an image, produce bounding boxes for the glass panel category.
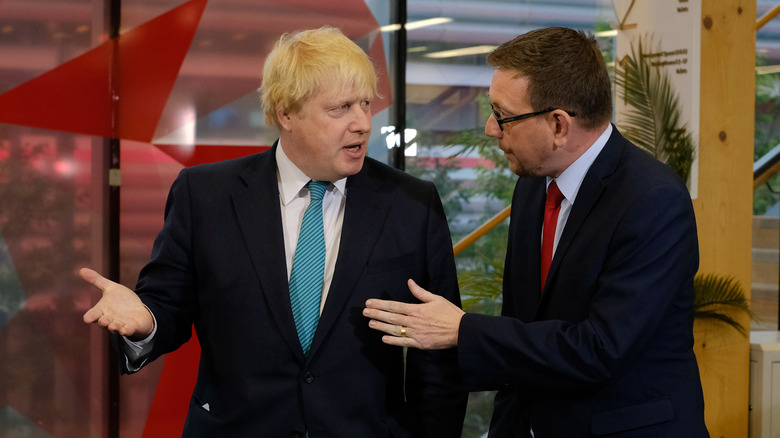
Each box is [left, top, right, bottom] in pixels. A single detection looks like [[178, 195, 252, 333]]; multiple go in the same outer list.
[[755, 0, 780, 331], [0, 1, 110, 437]]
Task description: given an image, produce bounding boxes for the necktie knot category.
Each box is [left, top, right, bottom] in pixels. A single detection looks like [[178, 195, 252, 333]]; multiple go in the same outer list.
[[546, 181, 564, 208], [307, 180, 328, 202]]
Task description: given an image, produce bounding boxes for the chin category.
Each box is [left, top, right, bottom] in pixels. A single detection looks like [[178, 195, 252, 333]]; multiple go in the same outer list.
[[346, 157, 366, 172]]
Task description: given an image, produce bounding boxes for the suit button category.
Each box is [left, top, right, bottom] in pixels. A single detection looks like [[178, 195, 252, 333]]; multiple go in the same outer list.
[[303, 372, 314, 383], [289, 430, 304, 438]]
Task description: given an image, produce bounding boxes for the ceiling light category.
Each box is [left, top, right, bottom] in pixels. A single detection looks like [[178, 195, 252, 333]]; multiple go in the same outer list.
[[595, 29, 618, 37], [380, 17, 452, 32], [424, 45, 497, 59]]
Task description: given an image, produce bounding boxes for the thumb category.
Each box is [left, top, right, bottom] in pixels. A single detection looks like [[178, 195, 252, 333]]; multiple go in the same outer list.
[[79, 267, 111, 293], [407, 279, 436, 303]]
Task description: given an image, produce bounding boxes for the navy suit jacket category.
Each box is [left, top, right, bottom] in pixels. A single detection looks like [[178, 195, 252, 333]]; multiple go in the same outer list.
[[458, 127, 708, 437], [124, 145, 467, 437]]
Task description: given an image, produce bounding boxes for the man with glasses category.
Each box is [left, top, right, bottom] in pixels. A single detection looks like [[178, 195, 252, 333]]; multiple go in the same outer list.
[[364, 26, 708, 437]]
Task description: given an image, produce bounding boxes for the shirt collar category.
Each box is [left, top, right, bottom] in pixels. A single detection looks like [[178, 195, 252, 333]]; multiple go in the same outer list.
[[276, 139, 347, 206], [548, 123, 612, 204]]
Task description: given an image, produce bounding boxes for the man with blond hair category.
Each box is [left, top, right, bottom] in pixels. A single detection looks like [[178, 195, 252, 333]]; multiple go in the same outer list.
[[81, 26, 466, 437]]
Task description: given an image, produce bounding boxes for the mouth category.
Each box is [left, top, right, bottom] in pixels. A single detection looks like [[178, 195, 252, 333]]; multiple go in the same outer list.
[[344, 142, 365, 154]]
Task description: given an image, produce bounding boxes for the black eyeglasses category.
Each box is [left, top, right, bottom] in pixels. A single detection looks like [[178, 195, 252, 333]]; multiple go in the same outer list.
[[490, 105, 576, 131]]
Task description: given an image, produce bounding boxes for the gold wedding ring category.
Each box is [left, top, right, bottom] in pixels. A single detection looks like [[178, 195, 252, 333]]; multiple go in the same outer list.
[[400, 326, 407, 337]]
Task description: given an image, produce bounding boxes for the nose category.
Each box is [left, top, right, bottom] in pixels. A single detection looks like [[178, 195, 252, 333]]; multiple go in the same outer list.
[[485, 114, 502, 138], [351, 105, 372, 134]]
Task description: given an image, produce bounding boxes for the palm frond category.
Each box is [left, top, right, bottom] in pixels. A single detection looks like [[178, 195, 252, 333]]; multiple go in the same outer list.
[[693, 310, 748, 337], [614, 36, 695, 185], [693, 273, 755, 336], [458, 254, 504, 313]]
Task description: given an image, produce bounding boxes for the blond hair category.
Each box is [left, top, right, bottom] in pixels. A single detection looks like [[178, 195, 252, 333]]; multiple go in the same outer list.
[[259, 26, 378, 129]]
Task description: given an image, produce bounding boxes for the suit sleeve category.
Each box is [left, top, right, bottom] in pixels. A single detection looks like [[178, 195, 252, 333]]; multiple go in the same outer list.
[[404, 180, 468, 437], [458, 181, 699, 391]]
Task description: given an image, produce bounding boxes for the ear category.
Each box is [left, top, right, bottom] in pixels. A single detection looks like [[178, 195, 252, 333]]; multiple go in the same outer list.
[[551, 110, 573, 148], [277, 108, 293, 132]]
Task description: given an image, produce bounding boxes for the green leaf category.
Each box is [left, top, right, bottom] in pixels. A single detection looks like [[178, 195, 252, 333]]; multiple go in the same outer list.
[[693, 273, 755, 336], [614, 36, 695, 185]]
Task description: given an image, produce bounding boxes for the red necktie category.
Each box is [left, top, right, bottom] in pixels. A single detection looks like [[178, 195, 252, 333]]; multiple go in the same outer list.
[[541, 181, 564, 290]]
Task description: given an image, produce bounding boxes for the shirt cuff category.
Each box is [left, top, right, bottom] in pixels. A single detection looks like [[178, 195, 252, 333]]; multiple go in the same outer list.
[[121, 305, 157, 371]]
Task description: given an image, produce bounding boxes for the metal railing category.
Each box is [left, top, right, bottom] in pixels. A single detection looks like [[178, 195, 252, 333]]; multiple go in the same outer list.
[[453, 206, 510, 256], [758, 3, 780, 30], [754, 143, 780, 189]]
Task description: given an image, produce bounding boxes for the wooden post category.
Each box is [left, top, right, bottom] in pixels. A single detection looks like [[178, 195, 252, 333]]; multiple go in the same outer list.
[[693, 1, 754, 436]]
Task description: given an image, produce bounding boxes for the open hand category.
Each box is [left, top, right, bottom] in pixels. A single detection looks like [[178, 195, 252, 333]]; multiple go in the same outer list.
[[363, 279, 464, 350], [80, 268, 154, 341]]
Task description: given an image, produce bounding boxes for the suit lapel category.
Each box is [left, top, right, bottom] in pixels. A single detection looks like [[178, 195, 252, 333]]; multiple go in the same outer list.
[[309, 162, 391, 356], [231, 145, 304, 358], [507, 177, 546, 321], [540, 128, 624, 306]]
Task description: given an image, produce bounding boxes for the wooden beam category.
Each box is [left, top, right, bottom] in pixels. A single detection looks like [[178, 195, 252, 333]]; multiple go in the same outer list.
[[693, 1, 755, 436]]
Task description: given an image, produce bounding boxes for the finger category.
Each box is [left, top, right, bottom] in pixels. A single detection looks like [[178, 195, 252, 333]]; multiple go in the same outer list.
[[83, 305, 103, 324], [367, 319, 399, 336], [107, 322, 129, 336], [368, 314, 414, 334], [407, 279, 436, 303], [365, 306, 413, 326], [364, 298, 413, 315], [363, 307, 385, 322], [107, 320, 131, 336], [363, 309, 411, 328], [381, 335, 422, 349], [97, 314, 117, 330], [79, 268, 112, 292]]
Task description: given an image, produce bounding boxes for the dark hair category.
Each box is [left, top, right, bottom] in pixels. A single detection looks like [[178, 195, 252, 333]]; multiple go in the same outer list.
[[487, 27, 612, 130]]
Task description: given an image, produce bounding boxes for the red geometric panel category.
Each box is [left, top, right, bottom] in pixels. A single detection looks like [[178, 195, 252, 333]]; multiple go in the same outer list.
[[0, 0, 208, 142], [142, 333, 201, 438]]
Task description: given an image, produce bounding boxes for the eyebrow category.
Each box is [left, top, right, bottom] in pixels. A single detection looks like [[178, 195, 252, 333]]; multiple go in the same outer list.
[[490, 101, 512, 116], [487, 93, 508, 112]]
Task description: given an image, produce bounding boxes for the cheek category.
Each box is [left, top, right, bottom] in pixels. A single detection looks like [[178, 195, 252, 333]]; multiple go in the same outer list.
[[504, 139, 523, 157]]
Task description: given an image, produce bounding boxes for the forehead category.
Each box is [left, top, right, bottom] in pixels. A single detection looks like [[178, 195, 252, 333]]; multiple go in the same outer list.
[[309, 83, 372, 105], [489, 69, 530, 110]]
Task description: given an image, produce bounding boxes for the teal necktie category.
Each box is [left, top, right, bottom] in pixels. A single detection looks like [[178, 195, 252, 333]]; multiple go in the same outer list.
[[289, 180, 328, 355]]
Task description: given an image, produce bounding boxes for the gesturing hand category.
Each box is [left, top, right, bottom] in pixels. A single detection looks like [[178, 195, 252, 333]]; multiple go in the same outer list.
[[363, 279, 464, 350], [80, 268, 154, 341]]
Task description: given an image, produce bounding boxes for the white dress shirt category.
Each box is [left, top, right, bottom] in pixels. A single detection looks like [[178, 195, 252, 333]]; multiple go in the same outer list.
[[544, 123, 612, 256]]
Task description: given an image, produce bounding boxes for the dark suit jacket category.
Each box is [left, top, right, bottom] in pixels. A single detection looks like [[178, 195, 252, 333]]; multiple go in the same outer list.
[[458, 127, 708, 437], [125, 145, 467, 437]]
